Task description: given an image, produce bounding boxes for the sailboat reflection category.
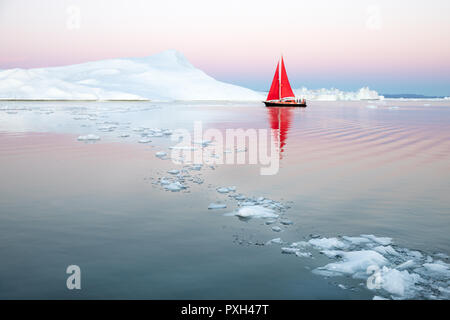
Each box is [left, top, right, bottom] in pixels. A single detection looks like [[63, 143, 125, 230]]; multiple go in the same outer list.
[[267, 107, 295, 159]]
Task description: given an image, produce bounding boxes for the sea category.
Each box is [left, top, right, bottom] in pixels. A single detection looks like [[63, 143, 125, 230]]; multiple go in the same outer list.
[[0, 100, 449, 299]]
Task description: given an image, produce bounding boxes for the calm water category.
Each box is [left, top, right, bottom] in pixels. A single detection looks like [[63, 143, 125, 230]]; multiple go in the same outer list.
[[0, 100, 449, 299]]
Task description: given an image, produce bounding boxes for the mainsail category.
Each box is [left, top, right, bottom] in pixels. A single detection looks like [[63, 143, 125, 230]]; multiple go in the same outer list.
[[266, 56, 295, 101]]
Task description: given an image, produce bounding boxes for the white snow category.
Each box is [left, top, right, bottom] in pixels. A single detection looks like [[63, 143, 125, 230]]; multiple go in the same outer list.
[[0, 50, 264, 101]]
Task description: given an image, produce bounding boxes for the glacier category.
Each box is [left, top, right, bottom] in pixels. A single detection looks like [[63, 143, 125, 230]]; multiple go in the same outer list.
[[0, 49, 383, 101]]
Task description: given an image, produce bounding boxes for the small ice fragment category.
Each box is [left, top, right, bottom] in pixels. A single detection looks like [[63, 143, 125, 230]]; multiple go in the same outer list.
[[155, 151, 167, 158], [265, 220, 276, 225], [119, 133, 130, 138], [281, 247, 299, 254], [240, 201, 257, 206], [396, 260, 416, 270], [422, 263, 450, 276], [360, 234, 392, 246], [373, 296, 389, 300], [338, 284, 347, 290], [266, 238, 283, 245], [313, 250, 388, 277], [373, 245, 400, 256], [342, 236, 372, 245], [308, 237, 347, 250], [77, 134, 100, 141], [280, 219, 293, 225], [138, 138, 152, 143], [167, 170, 180, 175], [272, 226, 282, 232], [208, 203, 227, 210], [164, 181, 186, 192], [295, 251, 312, 258], [231, 206, 278, 219], [217, 187, 230, 193], [366, 105, 378, 109], [228, 186, 236, 192]]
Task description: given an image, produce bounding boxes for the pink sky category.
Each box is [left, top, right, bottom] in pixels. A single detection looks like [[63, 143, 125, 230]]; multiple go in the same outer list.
[[1, 0, 449, 95]]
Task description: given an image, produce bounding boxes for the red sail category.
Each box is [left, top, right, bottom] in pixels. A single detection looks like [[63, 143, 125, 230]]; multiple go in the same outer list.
[[280, 57, 295, 99], [266, 61, 280, 101], [266, 57, 295, 101]]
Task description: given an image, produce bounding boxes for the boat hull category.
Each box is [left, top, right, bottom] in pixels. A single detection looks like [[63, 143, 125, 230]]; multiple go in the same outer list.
[[263, 101, 307, 107]]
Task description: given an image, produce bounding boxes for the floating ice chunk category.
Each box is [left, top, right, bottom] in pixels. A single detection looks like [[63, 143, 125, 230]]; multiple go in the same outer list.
[[374, 245, 400, 256], [291, 241, 310, 248], [169, 145, 196, 151], [280, 219, 293, 225], [266, 238, 283, 245], [189, 164, 202, 171], [405, 249, 423, 260], [338, 284, 347, 290], [164, 181, 186, 192], [239, 201, 257, 206], [265, 219, 276, 225], [208, 203, 227, 210], [313, 250, 388, 277], [272, 226, 282, 232], [193, 140, 213, 147], [422, 263, 450, 277], [98, 125, 116, 132], [118, 133, 130, 138], [281, 247, 299, 254], [155, 151, 167, 158], [295, 251, 312, 258], [308, 237, 347, 250], [229, 205, 279, 219], [373, 296, 389, 300], [167, 169, 180, 175], [342, 236, 372, 245], [379, 266, 422, 298], [217, 187, 230, 193], [396, 260, 416, 270], [234, 194, 246, 201], [77, 134, 100, 141], [159, 177, 171, 185], [360, 234, 392, 246], [138, 138, 152, 143]]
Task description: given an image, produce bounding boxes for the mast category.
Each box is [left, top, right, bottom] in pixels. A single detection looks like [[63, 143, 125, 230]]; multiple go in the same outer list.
[[279, 56, 282, 100]]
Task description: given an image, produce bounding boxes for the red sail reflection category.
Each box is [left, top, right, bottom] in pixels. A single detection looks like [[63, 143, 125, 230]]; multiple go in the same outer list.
[[267, 107, 295, 159]]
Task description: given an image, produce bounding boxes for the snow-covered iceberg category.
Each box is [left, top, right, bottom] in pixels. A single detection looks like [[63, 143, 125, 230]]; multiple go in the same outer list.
[[294, 86, 383, 101], [0, 50, 264, 101]]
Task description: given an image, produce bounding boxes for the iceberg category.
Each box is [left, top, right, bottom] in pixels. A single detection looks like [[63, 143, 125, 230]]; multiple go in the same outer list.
[[294, 86, 383, 101], [0, 50, 264, 101]]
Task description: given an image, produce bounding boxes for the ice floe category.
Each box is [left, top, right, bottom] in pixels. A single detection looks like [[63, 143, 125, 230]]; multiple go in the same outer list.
[[208, 203, 227, 210], [77, 134, 100, 141], [273, 234, 450, 300], [227, 205, 279, 219]]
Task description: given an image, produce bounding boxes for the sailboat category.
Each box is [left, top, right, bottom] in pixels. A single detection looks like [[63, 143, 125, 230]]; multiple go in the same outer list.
[[263, 56, 306, 107]]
